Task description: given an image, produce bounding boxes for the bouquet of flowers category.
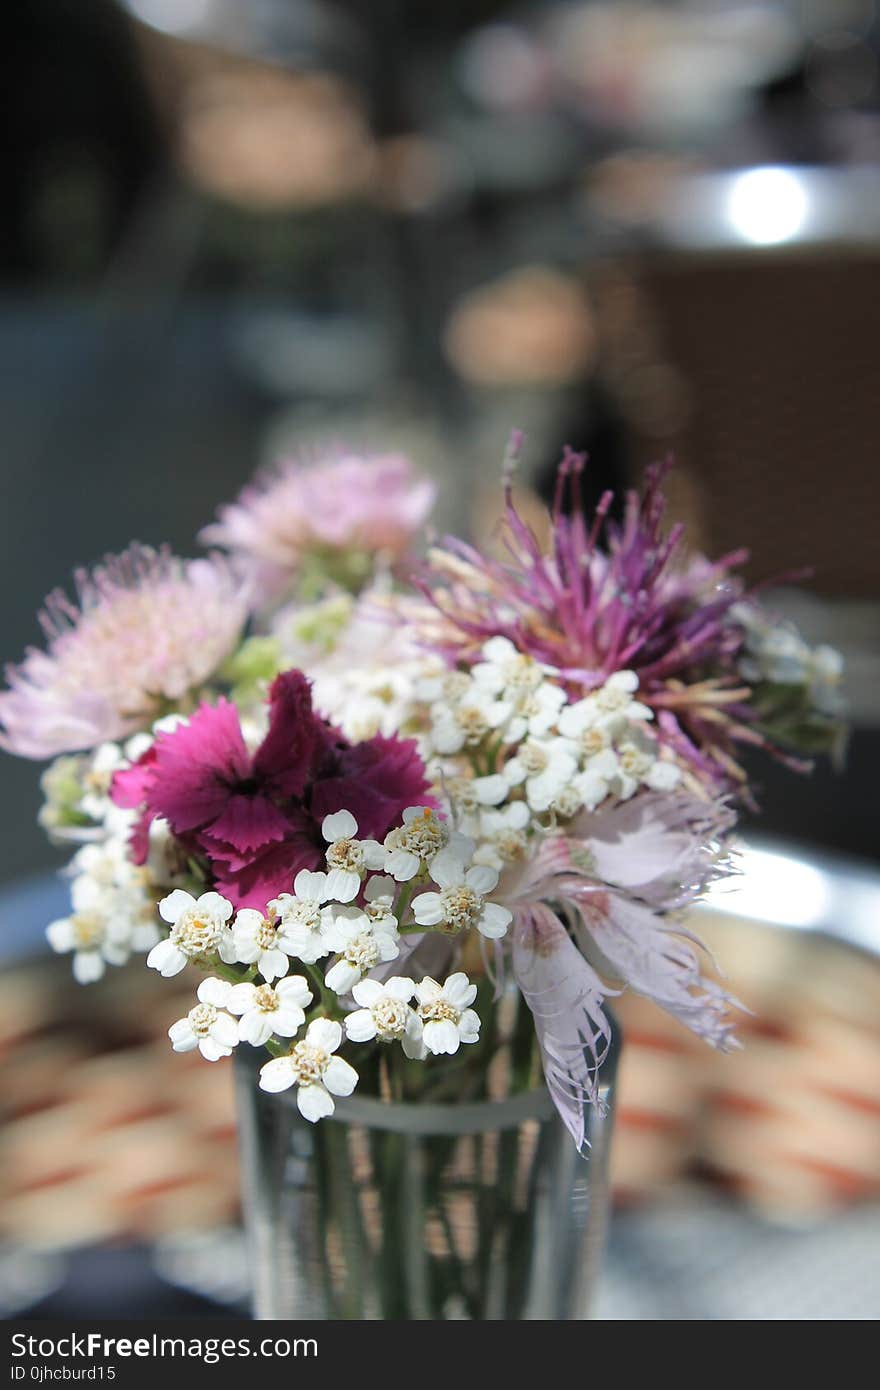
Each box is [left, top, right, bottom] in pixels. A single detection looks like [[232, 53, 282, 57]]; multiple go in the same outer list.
[[0, 440, 845, 1153]]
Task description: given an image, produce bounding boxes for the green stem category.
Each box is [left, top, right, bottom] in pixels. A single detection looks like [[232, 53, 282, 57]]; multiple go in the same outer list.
[[394, 880, 416, 925], [207, 960, 252, 985], [304, 962, 337, 1013]]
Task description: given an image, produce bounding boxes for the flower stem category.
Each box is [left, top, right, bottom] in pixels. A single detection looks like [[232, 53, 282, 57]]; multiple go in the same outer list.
[[304, 962, 337, 1013], [208, 960, 251, 985], [394, 880, 416, 927]]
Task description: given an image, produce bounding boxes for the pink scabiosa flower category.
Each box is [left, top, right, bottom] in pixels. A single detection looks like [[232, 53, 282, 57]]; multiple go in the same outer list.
[[112, 668, 434, 911], [200, 450, 436, 607], [415, 444, 766, 797], [0, 546, 247, 759]]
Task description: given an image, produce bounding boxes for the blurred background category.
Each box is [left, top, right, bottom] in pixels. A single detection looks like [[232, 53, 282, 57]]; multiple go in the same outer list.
[[1, 0, 879, 1320]]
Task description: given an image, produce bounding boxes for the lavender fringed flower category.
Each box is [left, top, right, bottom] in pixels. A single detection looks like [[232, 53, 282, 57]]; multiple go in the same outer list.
[[499, 791, 742, 1142], [512, 904, 615, 1153], [415, 445, 766, 797], [0, 547, 247, 758], [201, 450, 436, 607]]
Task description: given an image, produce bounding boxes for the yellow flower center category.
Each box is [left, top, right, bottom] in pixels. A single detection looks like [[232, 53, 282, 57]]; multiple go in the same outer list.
[[372, 998, 410, 1040], [456, 705, 490, 743], [256, 918, 279, 950], [495, 830, 528, 862], [72, 913, 104, 949], [254, 984, 279, 1012], [420, 997, 460, 1025], [289, 1041, 329, 1086], [439, 885, 480, 933], [344, 933, 380, 970], [519, 741, 549, 775], [502, 655, 542, 692], [171, 910, 223, 956], [326, 838, 364, 874], [580, 728, 609, 758], [188, 1003, 218, 1037]]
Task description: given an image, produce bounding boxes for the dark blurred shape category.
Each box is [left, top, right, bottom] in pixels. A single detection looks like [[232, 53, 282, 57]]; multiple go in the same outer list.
[[534, 379, 629, 527], [23, 1246, 230, 1318], [1, 0, 165, 284], [632, 250, 880, 597]]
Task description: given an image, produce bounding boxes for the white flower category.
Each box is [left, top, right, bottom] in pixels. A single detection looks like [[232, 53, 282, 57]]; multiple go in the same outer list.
[[362, 874, 399, 931], [415, 669, 472, 704], [739, 621, 810, 685], [232, 903, 297, 981], [80, 742, 126, 821], [571, 746, 621, 812], [344, 977, 424, 1057], [226, 975, 313, 1046], [471, 801, 531, 870], [147, 889, 235, 977], [168, 978, 240, 1061], [321, 810, 386, 901], [557, 699, 614, 755], [502, 736, 579, 813], [594, 670, 653, 724], [118, 891, 164, 954], [428, 686, 512, 755], [383, 806, 471, 882], [259, 1017, 359, 1121], [412, 856, 511, 939], [506, 680, 567, 742], [322, 908, 400, 994], [735, 605, 846, 717], [810, 645, 845, 716], [271, 867, 346, 967], [610, 729, 680, 800], [269, 870, 340, 964], [68, 837, 129, 892], [415, 973, 480, 1055], [46, 881, 131, 983], [439, 772, 508, 836], [559, 671, 652, 740], [470, 637, 567, 739], [471, 636, 546, 692]]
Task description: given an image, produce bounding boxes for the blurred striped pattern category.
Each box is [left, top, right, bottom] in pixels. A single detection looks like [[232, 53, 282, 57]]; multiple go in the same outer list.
[[2, 912, 879, 1251]]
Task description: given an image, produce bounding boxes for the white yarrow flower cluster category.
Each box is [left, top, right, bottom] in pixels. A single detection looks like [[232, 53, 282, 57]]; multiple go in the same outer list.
[[381, 805, 471, 882], [168, 978, 240, 1060], [555, 670, 679, 808], [47, 834, 165, 983], [733, 603, 845, 717], [421, 643, 680, 841], [147, 889, 237, 977], [343, 971, 481, 1059], [421, 637, 563, 755], [412, 851, 511, 939], [259, 1018, 358, 1120]]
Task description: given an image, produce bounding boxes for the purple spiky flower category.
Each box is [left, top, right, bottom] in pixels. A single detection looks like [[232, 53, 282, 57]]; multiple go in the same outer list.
[[415, 445, 771, 796]]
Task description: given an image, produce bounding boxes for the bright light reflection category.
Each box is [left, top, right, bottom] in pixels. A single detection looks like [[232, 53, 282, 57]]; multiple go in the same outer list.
[[726, 167, 809, 245], [126, 0, 215, 36], [703, 847, 832, 930]]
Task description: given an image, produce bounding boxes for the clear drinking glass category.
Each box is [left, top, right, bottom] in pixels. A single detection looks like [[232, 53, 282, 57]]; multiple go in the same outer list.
[[235, 1024, 619, 1320]]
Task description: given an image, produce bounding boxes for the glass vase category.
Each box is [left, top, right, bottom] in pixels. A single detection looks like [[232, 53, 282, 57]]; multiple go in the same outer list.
[[234, 1023, 620, 1321]]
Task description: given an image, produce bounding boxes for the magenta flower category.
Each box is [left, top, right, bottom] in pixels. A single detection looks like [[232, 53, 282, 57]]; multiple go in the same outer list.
[[415, 448, 768, 795], [0, 546, 247, 759], [112, 668, 434, 911], [201, 449, 436, 606]]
